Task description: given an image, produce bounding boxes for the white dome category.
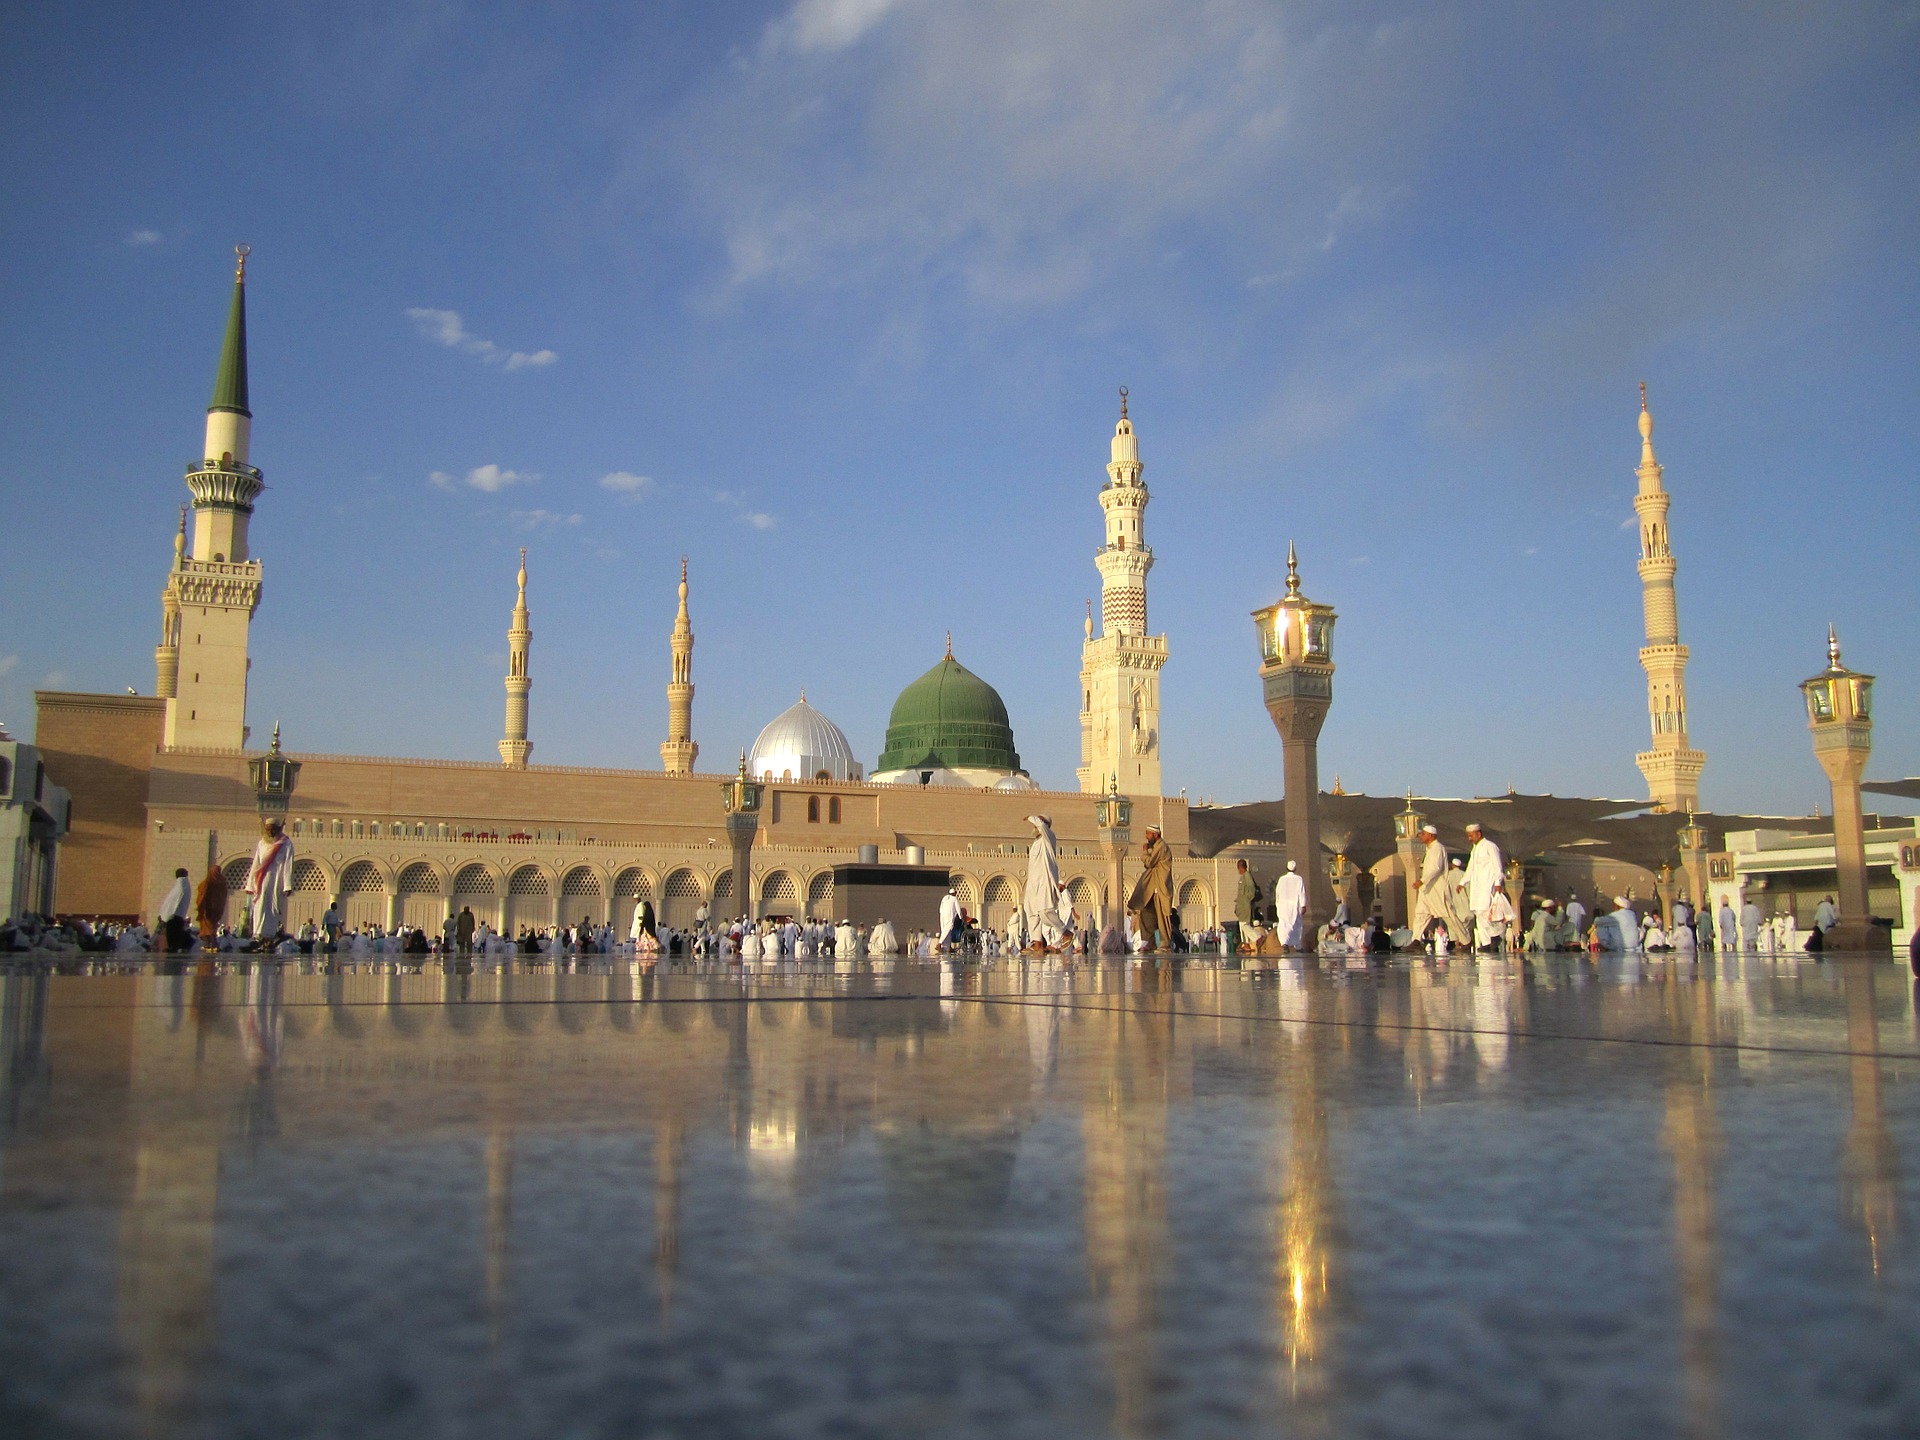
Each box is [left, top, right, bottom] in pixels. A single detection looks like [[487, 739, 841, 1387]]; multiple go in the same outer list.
[[993, 774, 1038, 791], [748, 695, 861, 782]]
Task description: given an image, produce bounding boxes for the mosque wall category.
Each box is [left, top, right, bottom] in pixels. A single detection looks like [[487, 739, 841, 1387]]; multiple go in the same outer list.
[[33, 692, 165, 919]]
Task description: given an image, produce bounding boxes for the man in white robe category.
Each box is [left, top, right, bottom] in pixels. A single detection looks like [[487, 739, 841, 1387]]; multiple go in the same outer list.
[[938, 887, 963, 953], [1740, 896, 1762, 950], [1481, 883, 1518, 952], [1273, 861, 1308, 950], [158, 868, 193, 951], [869, 919, 899, 955], [1463, 824, 1505, 951], [1718, 899, 1737, 952], [1813, 895, 1838, 935], [1023, 815, 1071, 950], [1411, 825, 1467, 947], [246, 819, 295, 948]]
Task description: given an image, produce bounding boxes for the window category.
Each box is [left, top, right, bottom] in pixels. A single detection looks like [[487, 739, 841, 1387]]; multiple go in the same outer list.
[[807, 796, 820, 823], [829, 797, 841, 824]]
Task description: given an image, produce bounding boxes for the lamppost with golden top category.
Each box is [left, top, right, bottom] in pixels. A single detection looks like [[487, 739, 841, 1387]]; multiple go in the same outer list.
[[1253, 543, 1338, 930], [720, 753, 764, 922], [1800, 627, 1885, 951], [1095, 775, 1132, 934]]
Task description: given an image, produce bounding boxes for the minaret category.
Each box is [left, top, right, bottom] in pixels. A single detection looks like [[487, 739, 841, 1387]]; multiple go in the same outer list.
[[1078, 388, 1169, 796], [162, 246, 265, 749], [660, 556, 698, 773], [500, 549, 532, 768], [154, 508, 186, 699], [1632, 384, 1705, 811]]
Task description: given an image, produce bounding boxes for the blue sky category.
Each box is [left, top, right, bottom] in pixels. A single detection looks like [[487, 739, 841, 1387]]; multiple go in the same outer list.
[[3, 0, 1916, 814]]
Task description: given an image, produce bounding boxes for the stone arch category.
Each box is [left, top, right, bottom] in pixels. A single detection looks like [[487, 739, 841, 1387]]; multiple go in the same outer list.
[[661, 866, 705, 929], [286, 857, 332, 935], [338, 860, 389, 931], [397, 861, 448, 930], [710, 868, 734, 914], [451, 861, 501, 930], [760, 869, 799, 919], [559, 864, 608, 927], [951, 872, 981, 915], [505, 864, 554, 936], [1177, 878, 1213, 929], [983, 874, 1019, 930], [218, 855, 253, 929], [1064, 875, 1097, 924], [805, 870, 834, 920]]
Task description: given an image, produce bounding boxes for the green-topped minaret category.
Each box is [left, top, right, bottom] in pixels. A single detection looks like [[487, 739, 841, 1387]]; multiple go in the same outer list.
[[159, 246, 265, 750]]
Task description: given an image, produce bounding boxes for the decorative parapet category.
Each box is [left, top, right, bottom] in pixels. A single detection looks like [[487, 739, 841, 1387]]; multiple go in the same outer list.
[[185, 461, 265, 512]]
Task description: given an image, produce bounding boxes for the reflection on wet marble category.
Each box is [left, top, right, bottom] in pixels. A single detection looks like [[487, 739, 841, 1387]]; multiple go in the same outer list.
[[1, 953, 1915, 1438]]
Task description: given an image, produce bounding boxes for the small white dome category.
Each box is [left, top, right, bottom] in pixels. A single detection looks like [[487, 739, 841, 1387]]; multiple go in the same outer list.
[[993, 774, 1038, 791], [748, 695, 861, 782], [889, 765, 967, 788]]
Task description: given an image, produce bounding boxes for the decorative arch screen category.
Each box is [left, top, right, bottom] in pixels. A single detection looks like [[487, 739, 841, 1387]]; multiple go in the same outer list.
[[508, 868, 550, 896], [806, 871, 833, 918], [398, 864, 440, 895], [761, 872, 798, 906], [453, 865, 496, 895], [614, 869, 653, 900], [339, 862, 385, 895], [664, 870, 703, 901], [561, 868, 602, 897]]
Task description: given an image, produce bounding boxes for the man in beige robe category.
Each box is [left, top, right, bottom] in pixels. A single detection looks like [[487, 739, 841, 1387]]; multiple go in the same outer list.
[[1411, 824, 1468, 947], [1126, 824, 1174, 951]]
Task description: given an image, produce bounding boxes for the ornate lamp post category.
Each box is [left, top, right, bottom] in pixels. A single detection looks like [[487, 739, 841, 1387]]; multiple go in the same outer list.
[[720, 753, 764, 921], [248, 722, 301, 821], [1676, 809, 1708, 935], [1095, 775, 1132, 933], [1253, 543, 1337, 930], [1390, 791, 1425, 929], [1800, 628, 1884, 951]]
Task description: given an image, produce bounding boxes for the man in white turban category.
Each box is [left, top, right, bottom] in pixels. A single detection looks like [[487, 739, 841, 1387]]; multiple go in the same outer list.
[[245, 818, 295, 949], [1273, 860, 1308, 950], [1463, 823, 1505, 951], [1411, 824, 1468, 947], [1024, 815, 1071, 950]]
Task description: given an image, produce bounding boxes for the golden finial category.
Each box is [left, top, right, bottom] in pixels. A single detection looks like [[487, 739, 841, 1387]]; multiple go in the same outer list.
[[270, 720, 282, 754], [1639, 380, 1648, 412], [799, 687, 807, 703], [1332, 774, 1345, 795], [1827, 623, 1842, 670], [944, 630, 953, 660], [1638, 381, 1655, 450], [1084, 598, 1094, 641], [680, 555, 688, 584], [1404, 787, 1416, 810], [1118, 385, 1128, 420], [174, 505, 187, 565], [234, 243, 250, 281], [1284, 539, 1301, 597]]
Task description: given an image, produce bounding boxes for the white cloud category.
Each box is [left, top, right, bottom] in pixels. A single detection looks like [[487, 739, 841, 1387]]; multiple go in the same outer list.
[[432, 464, 534, 493], [405, 308, 557, 370], [599, 471, 655, 495], [0, 655, 15, 678], [708, 489, 778, 530], [766, 0, 912, 54], [40, 671, 66, 689], [125, 228, 161, 246], [509, 509, 583, 529]]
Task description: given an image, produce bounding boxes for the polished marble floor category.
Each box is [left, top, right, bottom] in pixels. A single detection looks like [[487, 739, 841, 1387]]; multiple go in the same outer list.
[[0, 951, 1915, 1439]]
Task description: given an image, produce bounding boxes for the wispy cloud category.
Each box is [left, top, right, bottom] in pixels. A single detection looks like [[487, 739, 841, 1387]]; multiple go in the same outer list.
[[431, 464, 534, 493], [599, 471, 655, 496], [708, 489, 777, 530], [509, 509, 582, 530], [40, 671, 66, 689], [0, 655, 17, 679], [125, 228, 162, 246], [764, 0, 911, 54], [405, 308, 557, 370]]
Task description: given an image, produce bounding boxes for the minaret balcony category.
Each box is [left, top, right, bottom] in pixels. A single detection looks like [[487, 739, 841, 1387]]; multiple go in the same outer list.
[[185, 461, 266, 512]]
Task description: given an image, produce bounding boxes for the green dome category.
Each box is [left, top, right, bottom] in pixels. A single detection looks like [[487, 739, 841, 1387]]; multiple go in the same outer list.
[[877, 654, 1022, 775]]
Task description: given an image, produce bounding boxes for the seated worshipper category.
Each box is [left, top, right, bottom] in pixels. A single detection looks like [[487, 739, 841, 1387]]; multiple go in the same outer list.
[[1643, 917, 1671, 952], [1525, 898, 1556, 952], [835, 919, 858, 959], [1673, 918, 1696, 954], [869, 919, 900, 956]]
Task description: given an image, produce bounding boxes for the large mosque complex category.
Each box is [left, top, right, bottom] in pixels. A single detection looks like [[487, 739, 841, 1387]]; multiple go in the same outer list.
[[29, 254, 1920, 941]]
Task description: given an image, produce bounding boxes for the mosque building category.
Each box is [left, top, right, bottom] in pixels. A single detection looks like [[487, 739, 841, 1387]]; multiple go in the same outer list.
[[34, 254, 1222, 937]]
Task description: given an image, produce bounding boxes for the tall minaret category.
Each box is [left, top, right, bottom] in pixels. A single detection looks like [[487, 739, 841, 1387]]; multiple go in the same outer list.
[[162, 246, 265, 749], [1632, 384, 1705, 811], [660, 556, 698, 773], [500, 549, 533, 768], [1078, 388, 1169, 796]]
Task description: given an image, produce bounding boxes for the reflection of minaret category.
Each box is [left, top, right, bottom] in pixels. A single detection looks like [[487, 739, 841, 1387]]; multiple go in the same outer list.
[[1633, 385, 1706, 811], [1661, 968, 1721, 1440], [1082, 978, 1170, 1439], [500, 549, 533, 768], [660, 558, 698, 773], [1276, 987, 1339, 1432], [654, 1118, 684, 1321], [486, 1125, 513, 1347], [1840, 960, 1897, 1275]]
